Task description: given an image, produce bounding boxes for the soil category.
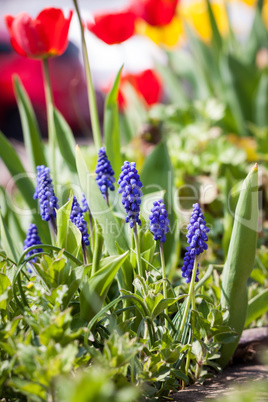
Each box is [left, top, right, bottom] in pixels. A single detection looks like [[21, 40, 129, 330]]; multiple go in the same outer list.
[[171, 328, 268, 401]]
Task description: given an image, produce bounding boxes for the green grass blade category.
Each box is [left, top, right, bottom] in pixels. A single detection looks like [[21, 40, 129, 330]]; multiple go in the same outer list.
[[104, 66, 123, 179], [205, 0, 222, 53], [245, 289, 268, 327], [53, 108, 77, 172], [0, 213, 19, 266], [13, 75, 47, 171], [255, 71, 268, 127], [219, 164, 258, 367], [0, 131, 50, 242]]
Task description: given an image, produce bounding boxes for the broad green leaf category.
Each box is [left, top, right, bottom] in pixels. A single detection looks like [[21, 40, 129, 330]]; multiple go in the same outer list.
[[152, 296, 185, 320], [14, 75, 47, 171], [53, 108, 77, 172], [104, 66, 123, 178], [245, 289, 268, 327], [219, 164, 258, 367], [80, 251, 129, 321], [56, 198, 82, 258], [0, 131, 50, 242], [0, 273, 11, 310], [140, 141, 177, 269], [76, 146, 128, 255], [92, 219, 104, 275], [219, 56, 247, 136], [0, 213, 19, 265], [255, 71, 268, 127]]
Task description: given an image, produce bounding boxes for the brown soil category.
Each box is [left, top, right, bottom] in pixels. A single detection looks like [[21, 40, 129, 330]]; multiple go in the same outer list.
[[171, 363, 268, 401], [171, 328, 268, 401]]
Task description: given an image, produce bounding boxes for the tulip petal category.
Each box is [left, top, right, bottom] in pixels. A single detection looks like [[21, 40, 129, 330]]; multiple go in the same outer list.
[[86, 10, 136, 45], [36, 8, 73, 56]]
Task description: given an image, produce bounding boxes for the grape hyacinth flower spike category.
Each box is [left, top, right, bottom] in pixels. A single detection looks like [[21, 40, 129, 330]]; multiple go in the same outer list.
[[70, 196, 90, 263], [149, 199, 170, 320], [181, 203, 210, 284], [118, 161, 143, 229], [23, 224, 43, 272], [81, 193, 93, 245], [34, 165, 59, 232], [178, 203, 210, 342], [118, 161, 144, 276], [149, 199, 170, 243], [95, 147, 115, 205]]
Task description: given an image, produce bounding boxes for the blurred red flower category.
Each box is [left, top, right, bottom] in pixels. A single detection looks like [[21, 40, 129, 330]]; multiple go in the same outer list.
[[86, 8, 136, 44], [131, 0, 179, 27], [5, 8, 73, 58], [105, 69, 162, 110]]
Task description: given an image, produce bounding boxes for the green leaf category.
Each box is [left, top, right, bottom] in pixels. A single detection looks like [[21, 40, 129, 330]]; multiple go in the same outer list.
[[171, 368, 189, 384], [0, 273, 11, 310], [219, 164, 258, 367], [76, 146, 128, 255], [56, 198, 82, 258], [255, 71, 268, 127], [219, 55, 247, 136], [53, 108, 77, 172], [104, 66, 123, 178], [14, 76, 47, 171], [140, 141, 177, 269], [8, 378, 46, 401], [205, 0, 222, 54], [80, 251, 129, 322], [246, 289, 268, 327], [0, 213, 19, 266], [0, 131, 50, 242]]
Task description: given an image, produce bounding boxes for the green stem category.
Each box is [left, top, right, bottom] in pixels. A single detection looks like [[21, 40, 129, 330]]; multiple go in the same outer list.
[[178, 257, 198, 341], [183, 286, 196, 388], [133, 223, 144, 277], [42, 58, 56, 184], [160, 242, 168, 328], [73, 0, 102, 149]]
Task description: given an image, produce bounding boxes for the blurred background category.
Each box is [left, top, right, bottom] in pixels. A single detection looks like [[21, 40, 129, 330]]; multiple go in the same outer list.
[[0, 0, 265, 140]]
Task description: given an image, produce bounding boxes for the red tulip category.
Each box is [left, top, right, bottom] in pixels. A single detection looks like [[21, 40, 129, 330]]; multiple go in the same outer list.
[[131, 0, 179, 27], [104, 69, 162, 110], [86, 8, 136, 45], [5, 8, 73, 58]]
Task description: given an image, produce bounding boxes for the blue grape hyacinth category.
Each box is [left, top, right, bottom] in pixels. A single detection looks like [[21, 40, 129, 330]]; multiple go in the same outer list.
[[33, 165, 59, 221], [81, 193, 89, 213], [95, 147, 115, 199], [70, 196, 90, 246], [149, 199, 169, 243], [181, 203, 210, 284], [118, 161, 143, 228], [23, 223, 43, 263]]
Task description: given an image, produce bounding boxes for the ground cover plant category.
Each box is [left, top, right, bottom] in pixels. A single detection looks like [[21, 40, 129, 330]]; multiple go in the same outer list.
[[0, 0, 268, 401]]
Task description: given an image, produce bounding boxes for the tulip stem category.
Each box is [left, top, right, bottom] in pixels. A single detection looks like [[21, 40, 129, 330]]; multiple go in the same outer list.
[[42, 58, 56, 185], [178, 257, 198, 341], [73, 0, 102, 150]]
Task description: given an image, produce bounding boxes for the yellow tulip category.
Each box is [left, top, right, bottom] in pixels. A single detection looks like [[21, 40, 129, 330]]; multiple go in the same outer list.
[[135, 16, 184, 47], [180, 0, 229, 43]]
